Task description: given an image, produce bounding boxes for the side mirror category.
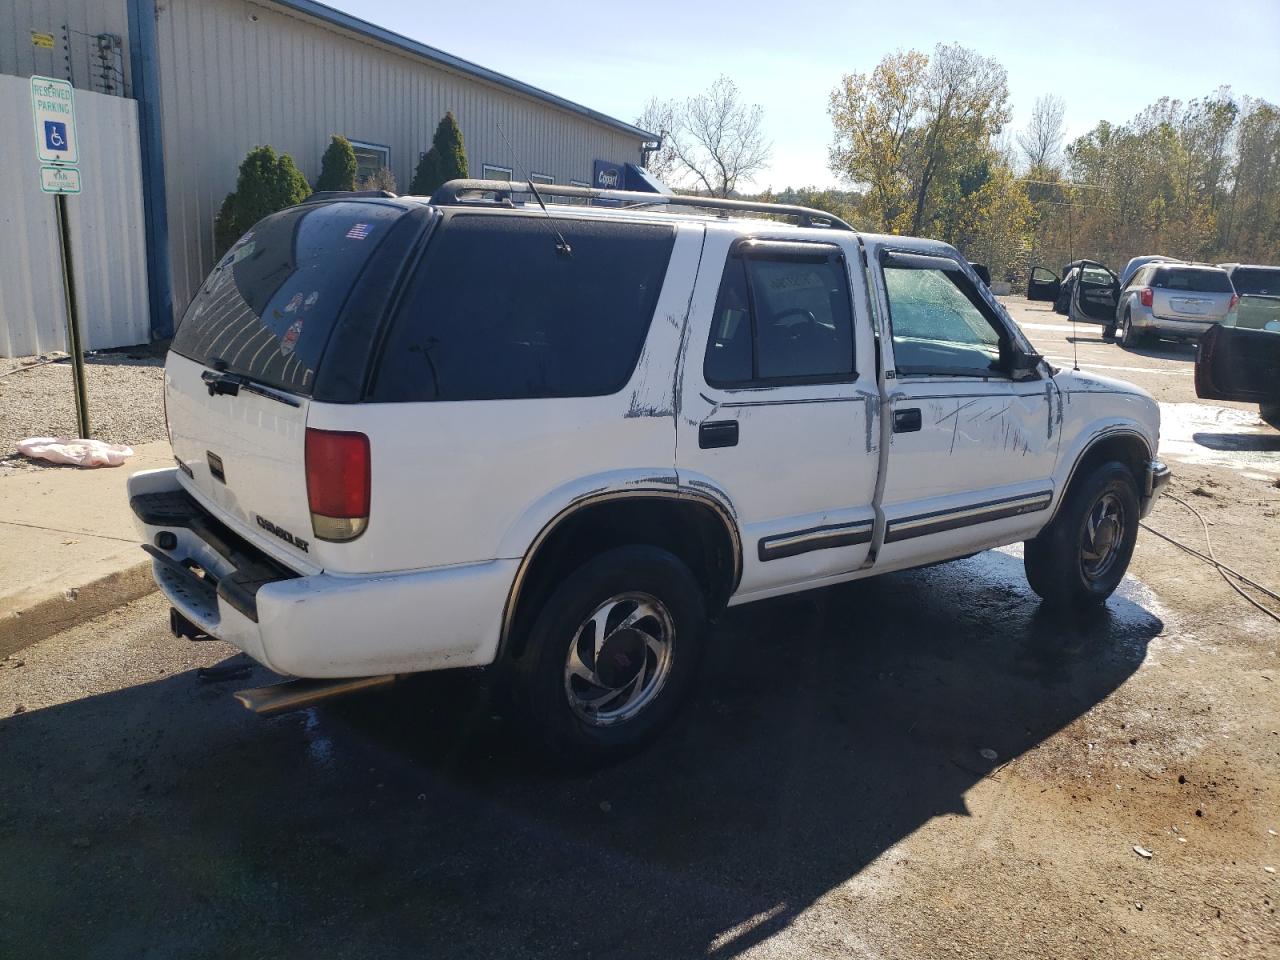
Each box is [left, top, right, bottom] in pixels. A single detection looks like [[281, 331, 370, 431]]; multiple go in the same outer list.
[[1009, 349, 1042, 381], [971, 263, 991, 285]]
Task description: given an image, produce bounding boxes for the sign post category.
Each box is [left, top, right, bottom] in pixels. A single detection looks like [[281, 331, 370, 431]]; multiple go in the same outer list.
[[31, 75, 89, 438]]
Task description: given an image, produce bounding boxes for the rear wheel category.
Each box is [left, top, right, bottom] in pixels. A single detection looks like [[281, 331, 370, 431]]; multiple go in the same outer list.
[[1119, 309, 1143, 348], [1024, 461, 1140, 608], [505, 546, 708, 763]]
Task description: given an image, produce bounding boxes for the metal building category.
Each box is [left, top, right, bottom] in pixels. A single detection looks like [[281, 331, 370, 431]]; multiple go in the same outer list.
[[1, 0, 655, 352]]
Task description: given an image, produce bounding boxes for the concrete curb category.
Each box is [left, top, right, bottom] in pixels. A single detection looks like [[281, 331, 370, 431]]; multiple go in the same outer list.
[[0, 561, 157, 658]]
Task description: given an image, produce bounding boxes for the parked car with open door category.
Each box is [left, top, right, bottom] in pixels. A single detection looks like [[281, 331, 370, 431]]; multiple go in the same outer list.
[[1195, 306, 1280, 427], [1067, 260, 1120, 330]]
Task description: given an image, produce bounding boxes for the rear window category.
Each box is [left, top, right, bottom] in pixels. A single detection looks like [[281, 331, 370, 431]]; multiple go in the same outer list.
[[1151, 267, 1233, 293], [370, 215, 675, 402], [171, 201, 407, 395], [1230, 268, 1280, 296]]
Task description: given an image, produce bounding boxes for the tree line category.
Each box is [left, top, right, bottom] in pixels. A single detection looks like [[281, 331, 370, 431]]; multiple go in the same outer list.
[[638, 50, 1280, 279]]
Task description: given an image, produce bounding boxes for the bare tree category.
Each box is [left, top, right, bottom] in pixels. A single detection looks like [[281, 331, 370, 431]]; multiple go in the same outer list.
[[666, 76, 772, 197], [635, 96, 679, 183], [1017, 94, 1067, 171]]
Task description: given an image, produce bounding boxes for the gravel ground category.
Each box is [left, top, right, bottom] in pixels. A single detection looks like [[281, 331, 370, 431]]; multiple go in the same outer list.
[[0, 348, 166, 451]]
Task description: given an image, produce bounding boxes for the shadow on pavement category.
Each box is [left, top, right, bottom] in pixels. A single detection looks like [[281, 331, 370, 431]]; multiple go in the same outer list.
[[0, 550, 1161, 959], [1192, 431, 1280, 451]]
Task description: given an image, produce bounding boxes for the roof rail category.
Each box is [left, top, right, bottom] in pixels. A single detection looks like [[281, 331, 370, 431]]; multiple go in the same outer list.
[[428, 179, 855, 231], [304, 189, 398, 203]]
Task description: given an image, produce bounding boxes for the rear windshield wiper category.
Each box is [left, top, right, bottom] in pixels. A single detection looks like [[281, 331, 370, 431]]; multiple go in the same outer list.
[[201, 368, 301, 407]]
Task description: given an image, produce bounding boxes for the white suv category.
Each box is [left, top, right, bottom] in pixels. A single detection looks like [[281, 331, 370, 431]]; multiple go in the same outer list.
[[129, 181, 1170, 759]]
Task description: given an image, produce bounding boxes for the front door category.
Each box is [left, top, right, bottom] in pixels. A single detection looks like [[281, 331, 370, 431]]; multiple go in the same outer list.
[[1195, 319, 1280, 406], [864, 243, 1061, 572], [677, 231, 880, 603]]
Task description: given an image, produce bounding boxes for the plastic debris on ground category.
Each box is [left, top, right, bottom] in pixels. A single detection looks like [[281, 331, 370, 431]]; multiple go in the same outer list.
[[16, 437, 134, 468]]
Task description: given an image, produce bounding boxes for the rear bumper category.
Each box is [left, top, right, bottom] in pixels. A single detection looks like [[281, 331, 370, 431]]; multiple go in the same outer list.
[[1133, 309, 1217, 337], [127, 467, 515, 678], [1141, 459, 1171, 517]]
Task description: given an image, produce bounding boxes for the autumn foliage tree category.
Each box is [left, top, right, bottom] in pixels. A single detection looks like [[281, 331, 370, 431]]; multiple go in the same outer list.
[[827, 44, 1028, 278]]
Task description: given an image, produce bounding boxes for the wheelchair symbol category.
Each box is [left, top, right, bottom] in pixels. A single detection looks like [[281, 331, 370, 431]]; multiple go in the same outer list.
[[44, 120, 68, 152]]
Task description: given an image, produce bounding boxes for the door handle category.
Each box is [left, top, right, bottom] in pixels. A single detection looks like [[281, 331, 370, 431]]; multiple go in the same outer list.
[[893, 408, 922, 433], [699, 420, 739, 449]]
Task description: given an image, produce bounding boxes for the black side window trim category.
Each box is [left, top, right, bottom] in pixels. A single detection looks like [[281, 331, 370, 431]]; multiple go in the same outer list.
[[703, 241, 859, 389], [877, 247, 1015, 380]]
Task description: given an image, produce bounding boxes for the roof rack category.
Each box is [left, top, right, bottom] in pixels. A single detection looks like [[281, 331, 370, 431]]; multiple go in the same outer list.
[[429, 179, 855, 232]]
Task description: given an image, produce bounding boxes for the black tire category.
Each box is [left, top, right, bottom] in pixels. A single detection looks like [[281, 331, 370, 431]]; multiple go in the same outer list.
[[505, 545, 708, 764], [1024, 461, 1140, 608], [1119, 309, 1142, 348]]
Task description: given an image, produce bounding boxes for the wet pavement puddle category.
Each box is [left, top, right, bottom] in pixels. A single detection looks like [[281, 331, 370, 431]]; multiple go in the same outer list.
[[1158, 402, 1280, 476]]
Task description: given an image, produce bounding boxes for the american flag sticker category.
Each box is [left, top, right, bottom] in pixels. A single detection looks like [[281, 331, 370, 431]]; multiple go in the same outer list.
[[346, 222, 373, 240]]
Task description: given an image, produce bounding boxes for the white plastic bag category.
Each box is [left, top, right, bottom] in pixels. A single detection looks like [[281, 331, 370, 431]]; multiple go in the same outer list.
[[16, 437, 134, 468]]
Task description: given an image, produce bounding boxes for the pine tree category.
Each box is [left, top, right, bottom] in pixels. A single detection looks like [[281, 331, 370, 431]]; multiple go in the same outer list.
[[315, 135, 357, 192], [410, 111, 468, 195], [214, 146, 311, 255]]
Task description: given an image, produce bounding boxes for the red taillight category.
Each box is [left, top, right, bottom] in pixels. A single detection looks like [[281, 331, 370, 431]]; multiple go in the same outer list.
[[305, 428, 370, 541], [1229, 293, 1239, 310], [1139, 287, 1153, 307]]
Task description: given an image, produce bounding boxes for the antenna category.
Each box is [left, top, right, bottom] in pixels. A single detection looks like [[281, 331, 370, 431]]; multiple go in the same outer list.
[[494, 122, 572, 257], [1070, 270, 1080, 371]]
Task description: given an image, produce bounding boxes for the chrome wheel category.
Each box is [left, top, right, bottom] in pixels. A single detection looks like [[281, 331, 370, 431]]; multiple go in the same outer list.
[[563, 592, 674, 726], [1080, 492, 1126, 581]]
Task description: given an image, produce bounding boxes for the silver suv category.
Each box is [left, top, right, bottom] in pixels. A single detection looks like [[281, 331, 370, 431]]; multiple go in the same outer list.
[[1113, 263, 1237, 347]]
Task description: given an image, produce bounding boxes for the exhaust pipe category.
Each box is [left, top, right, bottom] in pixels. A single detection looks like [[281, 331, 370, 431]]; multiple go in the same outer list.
[[234, 675, 397, 716]]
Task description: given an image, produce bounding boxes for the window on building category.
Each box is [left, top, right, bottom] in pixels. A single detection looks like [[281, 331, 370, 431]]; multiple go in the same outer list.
[[704, 243, 856, 387], [569, 178, 590, 204], [530, 173, 553, 186], [482, 164, 513, 181], [348, 140, 390, 184]]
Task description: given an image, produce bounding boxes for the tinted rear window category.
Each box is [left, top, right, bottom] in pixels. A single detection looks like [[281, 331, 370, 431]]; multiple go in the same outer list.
[[1230, 268, 1280, 296], [171, 201, 406, 395], [1151, 267, 1233, 293], [370, 215, 675, 402]]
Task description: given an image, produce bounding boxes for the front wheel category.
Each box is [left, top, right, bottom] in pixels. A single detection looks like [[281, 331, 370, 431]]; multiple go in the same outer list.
[[505, 546, 708, 763], [1024, 461, 1140, 608]]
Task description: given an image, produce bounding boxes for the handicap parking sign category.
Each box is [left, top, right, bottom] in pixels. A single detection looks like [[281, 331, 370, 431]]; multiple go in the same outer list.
[[44, 120, 68, 152], [31, 76, 79, 165]]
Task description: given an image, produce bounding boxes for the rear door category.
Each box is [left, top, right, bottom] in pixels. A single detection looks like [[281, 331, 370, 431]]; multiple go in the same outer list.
[[677, 230, 880, 601], [1195, 321, 1280, 403], [165, 199, 416, 570], [1069, 261, 1119, 323], [1026, 266, 1060, 301]]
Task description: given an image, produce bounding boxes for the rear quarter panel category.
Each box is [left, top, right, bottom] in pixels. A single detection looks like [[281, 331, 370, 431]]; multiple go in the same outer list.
[[305, 225, 705, 575]]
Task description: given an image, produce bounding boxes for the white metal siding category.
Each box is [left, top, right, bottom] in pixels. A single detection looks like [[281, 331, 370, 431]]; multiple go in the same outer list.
[[1, 0, 132, 95], [0, 74, 149, 356], [155, 0, 645, 313]]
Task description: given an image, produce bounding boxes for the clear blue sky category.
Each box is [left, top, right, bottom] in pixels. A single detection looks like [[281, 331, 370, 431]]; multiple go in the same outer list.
[[330, 0, 1280, 190]]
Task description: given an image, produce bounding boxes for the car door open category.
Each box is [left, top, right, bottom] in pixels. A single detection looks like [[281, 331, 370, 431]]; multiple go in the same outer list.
[[1026, 266, 1060, 302]]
